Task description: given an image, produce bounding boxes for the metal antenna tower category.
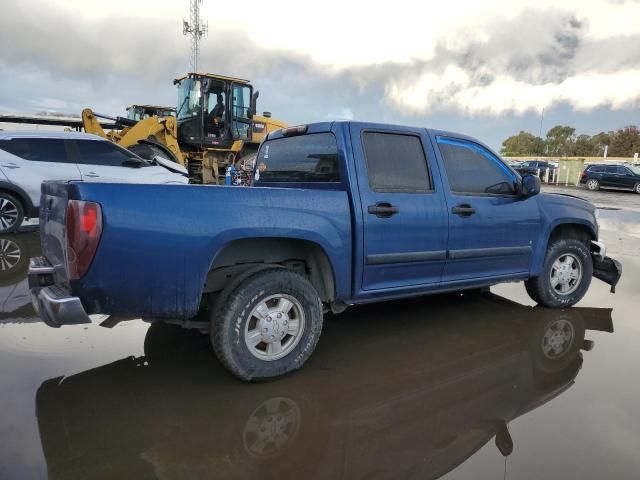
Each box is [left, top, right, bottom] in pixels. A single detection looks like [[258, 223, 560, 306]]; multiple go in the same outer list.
[[182, 0, 208, 72]]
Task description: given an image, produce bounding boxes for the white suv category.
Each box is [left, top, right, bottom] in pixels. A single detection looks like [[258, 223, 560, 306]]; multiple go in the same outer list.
[[0, 131, 189, 233]]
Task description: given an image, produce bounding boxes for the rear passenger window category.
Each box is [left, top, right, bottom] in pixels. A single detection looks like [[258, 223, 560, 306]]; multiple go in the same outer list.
[[257, 133, 339, 183], [362, 132, 431, 192], [588, 166, 602, 173], [0, 138, 72, 163], [73, 140, 135, 167], [438, 138, 515, 195]]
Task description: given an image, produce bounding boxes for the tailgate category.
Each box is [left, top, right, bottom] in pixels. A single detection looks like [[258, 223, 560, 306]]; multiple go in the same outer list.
[[38, 181, 72, 286]]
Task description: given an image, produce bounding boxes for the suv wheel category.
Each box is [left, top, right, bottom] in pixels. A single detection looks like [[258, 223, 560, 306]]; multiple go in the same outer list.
[[585, 179, 599, 191], [635, 182, 640, 194], [525, 238, 593, 308], [211, 269, 323, 381], [0, 192, 24, 234]]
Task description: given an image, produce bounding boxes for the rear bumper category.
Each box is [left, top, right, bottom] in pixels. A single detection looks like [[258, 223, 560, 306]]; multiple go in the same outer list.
[[29, 257, 91, 328]]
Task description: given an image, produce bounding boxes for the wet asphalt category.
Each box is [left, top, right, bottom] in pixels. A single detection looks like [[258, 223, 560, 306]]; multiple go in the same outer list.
[[0, 197, 639, 479]]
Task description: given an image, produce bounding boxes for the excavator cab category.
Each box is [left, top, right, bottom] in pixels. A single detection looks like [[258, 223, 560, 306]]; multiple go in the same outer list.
[[174, 73, 257, 150]]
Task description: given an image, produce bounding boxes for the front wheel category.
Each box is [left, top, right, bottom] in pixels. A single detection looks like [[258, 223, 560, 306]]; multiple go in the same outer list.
[[210, 269, 323, 381], [634, 182, 640, 194], [525, 238, 593, 308]]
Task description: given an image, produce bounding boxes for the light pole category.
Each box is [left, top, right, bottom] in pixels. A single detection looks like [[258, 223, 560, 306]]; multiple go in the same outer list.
[[538, 107, 545, 158]]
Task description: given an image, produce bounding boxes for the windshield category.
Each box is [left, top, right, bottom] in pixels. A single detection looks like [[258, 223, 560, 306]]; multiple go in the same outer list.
[[176, 78, 203, 121], [629, 165, 640, 175]]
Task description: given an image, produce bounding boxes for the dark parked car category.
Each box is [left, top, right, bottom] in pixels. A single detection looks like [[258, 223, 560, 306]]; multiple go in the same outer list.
[[514, 160, 557, 179], [579, 163, 640, 194]]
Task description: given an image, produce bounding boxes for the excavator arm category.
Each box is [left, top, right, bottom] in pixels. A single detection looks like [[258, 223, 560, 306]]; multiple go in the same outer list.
[[81, 108, 185, 166]]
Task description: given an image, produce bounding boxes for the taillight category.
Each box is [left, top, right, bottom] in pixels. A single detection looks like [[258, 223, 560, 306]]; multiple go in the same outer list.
[[66, 200, 102, 280], [282, 125, 308, 136]]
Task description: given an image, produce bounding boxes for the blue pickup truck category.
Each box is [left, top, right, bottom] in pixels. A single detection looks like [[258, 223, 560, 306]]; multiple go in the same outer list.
[[29, 121, 621, 380]]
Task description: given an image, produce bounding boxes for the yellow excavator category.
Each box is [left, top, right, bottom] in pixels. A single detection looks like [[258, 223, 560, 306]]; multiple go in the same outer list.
[[82, 73, 287, 184]]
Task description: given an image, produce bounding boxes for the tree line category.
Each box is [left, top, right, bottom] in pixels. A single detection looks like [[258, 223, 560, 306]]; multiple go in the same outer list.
[[501, 125, 640, 158]]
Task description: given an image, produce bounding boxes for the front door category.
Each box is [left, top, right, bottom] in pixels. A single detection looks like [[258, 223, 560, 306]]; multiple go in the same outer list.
[[70, 138, 144, 183], [350, 124, 448, 291], [434, 137, 540, 283]]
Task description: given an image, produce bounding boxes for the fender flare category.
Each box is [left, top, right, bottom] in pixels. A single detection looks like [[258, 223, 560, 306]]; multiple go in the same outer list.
[[0, 181, 36, 217]]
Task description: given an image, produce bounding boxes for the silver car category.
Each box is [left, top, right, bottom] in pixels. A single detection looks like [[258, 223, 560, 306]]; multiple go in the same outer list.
[[0, 131, 189, 233]]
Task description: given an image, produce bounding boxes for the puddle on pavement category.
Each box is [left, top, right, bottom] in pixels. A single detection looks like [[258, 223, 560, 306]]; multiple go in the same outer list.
[[1, 212, 639, 479]]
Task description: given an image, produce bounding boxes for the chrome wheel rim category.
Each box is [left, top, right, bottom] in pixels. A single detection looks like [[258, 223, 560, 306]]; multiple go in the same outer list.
[[0, 197, 19, 231], [541, 319, 575, 359], [243, 397, 301, 458], [244, 294, 305, 361], [0, 238, 21, 271], [550, 253, 582, 295], [587, 179, 598, 190]]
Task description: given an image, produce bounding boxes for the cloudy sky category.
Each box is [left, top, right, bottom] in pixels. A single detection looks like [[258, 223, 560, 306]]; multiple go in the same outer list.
[[0, 0, 639, 149]]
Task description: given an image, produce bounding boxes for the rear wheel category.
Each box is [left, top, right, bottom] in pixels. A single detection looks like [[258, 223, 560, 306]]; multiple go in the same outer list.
[[525, 238, 593, 308], [634, 182, 640, 194], [0, 192, 24, 234], [211, 269, 323, 381], [586, 178, 599, 191]]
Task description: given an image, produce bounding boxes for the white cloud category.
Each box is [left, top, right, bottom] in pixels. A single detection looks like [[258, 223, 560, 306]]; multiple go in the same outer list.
[[1, 0, 640, 118]]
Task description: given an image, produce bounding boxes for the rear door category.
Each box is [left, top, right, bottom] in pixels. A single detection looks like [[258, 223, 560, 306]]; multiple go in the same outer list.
[[434, 136, 540, 283], [0, 137, 81, 206], [599, 165, 617, 187], [350, 124, 448, 291]]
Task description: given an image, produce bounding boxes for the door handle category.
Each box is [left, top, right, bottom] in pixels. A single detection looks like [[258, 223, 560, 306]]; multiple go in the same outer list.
[[1, 163, 19, 169], [84, 173, 100, 178], [368, 202, 399, 218], [452, 204, 476, 217]]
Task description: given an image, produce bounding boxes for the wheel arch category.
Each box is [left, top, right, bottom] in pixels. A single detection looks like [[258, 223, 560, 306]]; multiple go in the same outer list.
[[531, 221, 597, 276], [0, 181, 35, 217], [205, 237, 337, 303]]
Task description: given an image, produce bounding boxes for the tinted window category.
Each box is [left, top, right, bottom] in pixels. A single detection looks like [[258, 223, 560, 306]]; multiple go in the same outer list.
[[257, 133, 339, 182], [73, 140, 135, 166], [362, 132, 431, 192], [0, 138, 72, 163], [438, 139, 516, 195], [588, 165, 603, 173], [613, 166, 628, 174]]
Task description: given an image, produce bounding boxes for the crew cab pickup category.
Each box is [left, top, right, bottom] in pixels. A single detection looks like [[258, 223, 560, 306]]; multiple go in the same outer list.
[[29, 121, 622, 380]]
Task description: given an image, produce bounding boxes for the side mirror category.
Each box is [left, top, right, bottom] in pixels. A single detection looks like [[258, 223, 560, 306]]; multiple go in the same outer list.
[[249, 90, 259, 119], [520, 174, 541, 198]]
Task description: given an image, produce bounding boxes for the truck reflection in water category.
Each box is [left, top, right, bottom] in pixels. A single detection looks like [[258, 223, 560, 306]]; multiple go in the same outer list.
[[36, 293, 613, 480]]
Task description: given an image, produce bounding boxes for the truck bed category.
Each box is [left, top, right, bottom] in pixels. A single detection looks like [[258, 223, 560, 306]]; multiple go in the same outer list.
[[38, 181, 352, 319]]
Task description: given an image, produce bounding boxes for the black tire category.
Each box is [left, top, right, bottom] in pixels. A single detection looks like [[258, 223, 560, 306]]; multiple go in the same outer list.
[[634, 182, 640, 194], [0, 192, 24, 234], [211, 269, 323, 381], [0, 235, 29, 286], [585, 178, 600, 191], [525, 238, 593, 308], [128, 143, 175, 163]]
